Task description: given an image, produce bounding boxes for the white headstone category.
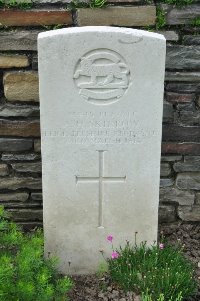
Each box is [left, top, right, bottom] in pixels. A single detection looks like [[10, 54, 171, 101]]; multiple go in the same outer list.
[[38, 27, 166, 274]]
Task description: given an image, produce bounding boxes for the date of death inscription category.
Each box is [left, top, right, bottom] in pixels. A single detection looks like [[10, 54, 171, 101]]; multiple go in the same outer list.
[[41, 111, 159, 145]]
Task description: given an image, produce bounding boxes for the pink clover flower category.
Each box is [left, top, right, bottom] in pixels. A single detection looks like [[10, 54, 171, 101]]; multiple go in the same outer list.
[[107, 235, 113, 242], [111, 251, 119, 259]]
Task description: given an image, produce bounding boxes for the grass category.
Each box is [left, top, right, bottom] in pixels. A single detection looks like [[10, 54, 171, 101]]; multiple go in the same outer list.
[[156, 6, 166, 30], [191, 17, 200, 27], [107, 238, 197, 301], [142, 291, 183, 301]]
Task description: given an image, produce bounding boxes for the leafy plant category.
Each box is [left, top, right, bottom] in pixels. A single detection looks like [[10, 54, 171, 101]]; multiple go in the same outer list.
[[68, 0, 88, 9], [191, 17, 200, 26], [156, 6, 166, 30], [89, 0, 107, 8], [106, 235, 197, 301], [0, 0, 33, 9], [0, 206, 73, 301], [0, 0, 4, 7], [42, 24, 64, 30], [97, 262, 109, 277], [68, 0, 107, 9]]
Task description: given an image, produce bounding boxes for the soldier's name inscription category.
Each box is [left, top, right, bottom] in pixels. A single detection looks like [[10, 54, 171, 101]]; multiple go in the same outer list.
[[42, 110, 159, 144]]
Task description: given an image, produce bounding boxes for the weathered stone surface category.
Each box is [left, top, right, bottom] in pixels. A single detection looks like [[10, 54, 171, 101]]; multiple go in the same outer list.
[[31, 192, 42, 201], [156, 30, 179, 41], [176, 102, 195, 112], [0, 177, 42, 190], [166, 92, 195, 104], [184, 156, 200, 163], [0, 102, 39, 117], [0, 9, 72, 26], [0, 192, 29, 202], [34, 139, 41, 152], [163, 101, 174, 123], [160, 187, 195, 205], [166, 45, 200, 70], [0, 120, 40, 137], [0, 30, 40, 51], [160, 178, 174, 187], [162, 125, 200, 142], [183, 35, 200, 46], [7, 208, 43, 221], [0, 138, 32, 151], [4, 71, 39, 102], [19, 221, 43, 231], [159, 204, 177, 223], [178, 205, 200, 222], [0, 73, 3, 98], [1, 153, 40, 161], [177, 110, 200, 126], [161, 4, 200, 25], [32, 54, 38, 70], [165, 72, 200, 82], [176, 173, 200, 190], [0, 54, 29, 68], [197, 95, 200, 108], [174, 161, 200, 172], [11, 162, 42, 173], [162, 142, 200, 155], [0, 164, 9, 176], [196, 193, 200, 205], [166, 83, 200, 93], [174, 102, 200, 126], [76, 6, 156, 26], [2, 202, 41, 208], [160, 163, 171, 177], [161, 155, 182, 162]]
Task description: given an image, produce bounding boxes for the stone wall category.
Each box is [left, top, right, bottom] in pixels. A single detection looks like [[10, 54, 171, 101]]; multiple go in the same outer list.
[[0, 1, 200, 229]]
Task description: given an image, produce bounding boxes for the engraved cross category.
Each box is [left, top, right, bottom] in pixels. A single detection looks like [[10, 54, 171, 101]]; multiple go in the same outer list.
[[75, 150, 126, 228]]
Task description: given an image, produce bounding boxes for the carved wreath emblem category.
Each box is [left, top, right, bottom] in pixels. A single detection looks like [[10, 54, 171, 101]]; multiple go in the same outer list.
[[73, 49, 130, 105]]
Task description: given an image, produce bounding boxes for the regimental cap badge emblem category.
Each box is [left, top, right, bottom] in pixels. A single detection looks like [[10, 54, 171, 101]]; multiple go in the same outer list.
[[74, 49, 130, 105]]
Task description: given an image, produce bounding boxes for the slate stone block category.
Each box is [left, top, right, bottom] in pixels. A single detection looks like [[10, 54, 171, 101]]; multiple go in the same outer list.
[[159, 204, 177, 223], [4, 71, 39, 102], [162, 143, 200, 155], [160, 163, 171, 177], [11, 162, 42, 173], [0, 138, 33, 152], [1, 153, 40, 161], [176, 173, 200, 190], [162, 125, 200, 142], [0, 120, 40, 137], [0, 30, 40, 51], [166, 45, 200, 70], [160, 187, 195, 205], [0, 177, 42, 190], [178, 205, 200, 221], [76, 6, 156, 26]]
